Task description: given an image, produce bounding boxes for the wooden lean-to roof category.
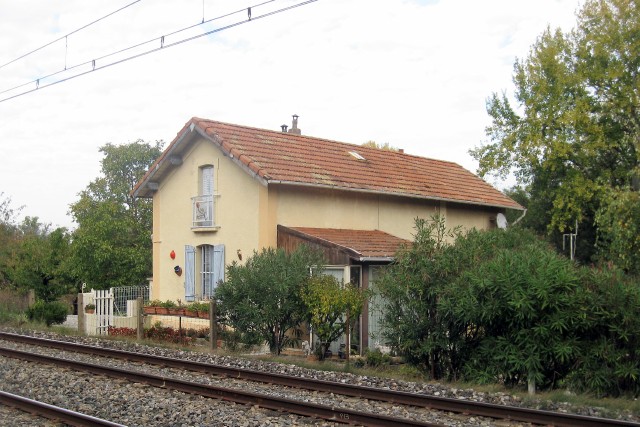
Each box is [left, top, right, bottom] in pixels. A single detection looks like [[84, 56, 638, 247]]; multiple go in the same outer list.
[[279, 226, 410, 262], [132, 117, 523, 211]]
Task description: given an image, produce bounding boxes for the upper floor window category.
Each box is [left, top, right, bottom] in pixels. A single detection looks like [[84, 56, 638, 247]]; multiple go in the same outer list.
[[192, 165, 217, 228]]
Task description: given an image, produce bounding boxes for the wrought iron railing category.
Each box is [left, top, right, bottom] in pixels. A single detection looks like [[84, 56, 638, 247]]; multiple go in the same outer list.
[[192, 195, 215, 227]]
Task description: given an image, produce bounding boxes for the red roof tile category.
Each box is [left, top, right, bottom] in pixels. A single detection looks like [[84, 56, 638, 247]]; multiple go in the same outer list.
[[287, 227, 410, 259], [133, 117, 523, 210]]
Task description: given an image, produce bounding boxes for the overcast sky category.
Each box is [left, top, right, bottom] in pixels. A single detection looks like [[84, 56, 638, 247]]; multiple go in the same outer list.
[[0, 0, 583, 229]]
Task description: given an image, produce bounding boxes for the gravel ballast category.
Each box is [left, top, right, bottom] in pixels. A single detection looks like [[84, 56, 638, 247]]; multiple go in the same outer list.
[[0, 327, 637, 426]]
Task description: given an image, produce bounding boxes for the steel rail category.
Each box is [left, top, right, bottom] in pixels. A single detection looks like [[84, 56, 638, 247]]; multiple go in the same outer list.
[[0, 390, 125, 427], [1, 332, 638, 427], [0, 346, 440, 427]]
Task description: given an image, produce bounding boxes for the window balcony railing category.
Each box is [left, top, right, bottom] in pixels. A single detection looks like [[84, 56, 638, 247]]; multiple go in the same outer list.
[[192, 195, 215, 228]]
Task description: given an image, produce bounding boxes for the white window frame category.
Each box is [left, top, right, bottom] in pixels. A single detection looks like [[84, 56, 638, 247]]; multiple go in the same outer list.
[[192, 165, 219, 229]]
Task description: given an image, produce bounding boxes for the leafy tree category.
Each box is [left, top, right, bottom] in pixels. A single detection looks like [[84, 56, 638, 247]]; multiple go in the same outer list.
[[471, 0, 639, 267], [301, 274, 367, 360], [215, 246, 324, 355], [595, 189, 640, 274], [69, 140, 163, 289], [8, 217, 75, 301], [0, 193, 20, 287], [361, 140, 399, 151]]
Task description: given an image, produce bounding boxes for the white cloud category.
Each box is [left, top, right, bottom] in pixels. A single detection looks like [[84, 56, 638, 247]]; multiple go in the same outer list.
[[0, 0, 582, 229]]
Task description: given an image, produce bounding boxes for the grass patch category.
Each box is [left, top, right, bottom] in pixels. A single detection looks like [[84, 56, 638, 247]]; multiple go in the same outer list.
[[0, 289, 31, 325]]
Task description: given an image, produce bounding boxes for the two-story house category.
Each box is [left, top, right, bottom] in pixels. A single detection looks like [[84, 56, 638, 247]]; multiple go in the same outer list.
[[132, 116, 523, 352]]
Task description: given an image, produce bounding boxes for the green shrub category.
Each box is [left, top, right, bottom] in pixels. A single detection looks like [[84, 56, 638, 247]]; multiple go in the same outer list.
[[302, 275, 367, 360], [565, 267, 640, 396], [215, 245, 325, 355], [364, 348, 392, 367], [26, 300, 68, 326], [218, 328, 262, 352]]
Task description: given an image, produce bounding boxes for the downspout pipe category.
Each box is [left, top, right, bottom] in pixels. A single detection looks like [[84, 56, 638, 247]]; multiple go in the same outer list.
[[512, 208, 527, 226]]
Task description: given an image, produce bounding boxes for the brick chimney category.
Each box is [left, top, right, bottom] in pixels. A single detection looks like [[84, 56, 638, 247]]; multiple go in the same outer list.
[[288, 114, 301, 135]]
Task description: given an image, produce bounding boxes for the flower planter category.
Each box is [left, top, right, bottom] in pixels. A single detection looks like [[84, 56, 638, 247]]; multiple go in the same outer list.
[[184, 309, 197, 317], [174, 308, 186, 316], [85, 309, 95, 314], [155, 307, 169, 315], [197, 310, 210, 319], [143, 306, 156, 315]]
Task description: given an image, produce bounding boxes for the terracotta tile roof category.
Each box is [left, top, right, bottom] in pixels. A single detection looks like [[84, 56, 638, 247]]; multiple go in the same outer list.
[[287, 227, 410, 260], [133, 117, 523, 210]]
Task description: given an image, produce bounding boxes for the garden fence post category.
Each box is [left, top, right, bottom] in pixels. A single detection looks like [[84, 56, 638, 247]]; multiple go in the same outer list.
[[210, 300, 217, 350], [137, 297, 144, 341], [77, 293, 86, 336]]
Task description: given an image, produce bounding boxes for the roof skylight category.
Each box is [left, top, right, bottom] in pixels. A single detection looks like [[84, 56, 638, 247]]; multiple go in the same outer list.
[[349, 151, 366, 161]]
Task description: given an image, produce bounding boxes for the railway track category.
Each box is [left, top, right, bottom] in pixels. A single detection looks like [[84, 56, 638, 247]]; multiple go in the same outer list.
[[0, 345, 439, 427], [0, 331, 638, 427], [0, 390, 125, 427]]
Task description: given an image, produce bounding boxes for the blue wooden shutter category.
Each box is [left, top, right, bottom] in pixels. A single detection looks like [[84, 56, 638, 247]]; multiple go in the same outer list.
[[184, 245, 196, 302], [213, 244, 225, 291]]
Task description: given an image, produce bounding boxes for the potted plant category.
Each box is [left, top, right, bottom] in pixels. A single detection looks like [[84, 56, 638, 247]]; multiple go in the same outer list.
[[184, 303, 198, 317], [84, 303, 96, 314], [174, 300, 186, 316], [191, 302, 210, 319], [143, 300, 161, 315], [161, 300, 177, 315]]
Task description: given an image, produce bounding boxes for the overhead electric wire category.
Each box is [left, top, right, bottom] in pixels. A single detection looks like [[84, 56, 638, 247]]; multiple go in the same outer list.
[[0, 0, 275, 97], [0, 0, 314, 104], [0, 0, 142, 70]]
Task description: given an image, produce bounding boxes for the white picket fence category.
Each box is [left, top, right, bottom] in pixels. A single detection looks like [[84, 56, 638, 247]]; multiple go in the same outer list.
[[81, 287, 144, 336], [94, 289, 113, 335]]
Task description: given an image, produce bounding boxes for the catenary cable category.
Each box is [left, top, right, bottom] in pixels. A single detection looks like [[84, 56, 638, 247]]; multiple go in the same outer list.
[[0, 0, 276, 97], [0, 0, 142, 70], [0, 0, 302, 103]]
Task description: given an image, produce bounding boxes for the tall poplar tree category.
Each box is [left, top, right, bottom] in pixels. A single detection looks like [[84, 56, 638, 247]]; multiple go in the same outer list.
[[471, 0, 639, 269]]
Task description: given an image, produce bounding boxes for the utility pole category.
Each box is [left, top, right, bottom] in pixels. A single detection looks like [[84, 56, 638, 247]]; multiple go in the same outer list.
[[562, 220, 578, 261]]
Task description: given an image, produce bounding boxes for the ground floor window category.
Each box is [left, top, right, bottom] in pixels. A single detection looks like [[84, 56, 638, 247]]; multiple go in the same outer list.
[[184, 244, 224, 301]]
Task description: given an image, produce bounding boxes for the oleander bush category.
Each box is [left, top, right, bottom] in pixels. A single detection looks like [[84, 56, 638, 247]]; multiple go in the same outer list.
[[376, 215, 640, 396]]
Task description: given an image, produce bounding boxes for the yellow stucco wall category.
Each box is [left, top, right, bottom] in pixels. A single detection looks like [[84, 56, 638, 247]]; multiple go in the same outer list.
[[266, 186, 495, 245], [445, 203, 496, 233], [151, 137, 263, 302], [150, 136, 501, 301]]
